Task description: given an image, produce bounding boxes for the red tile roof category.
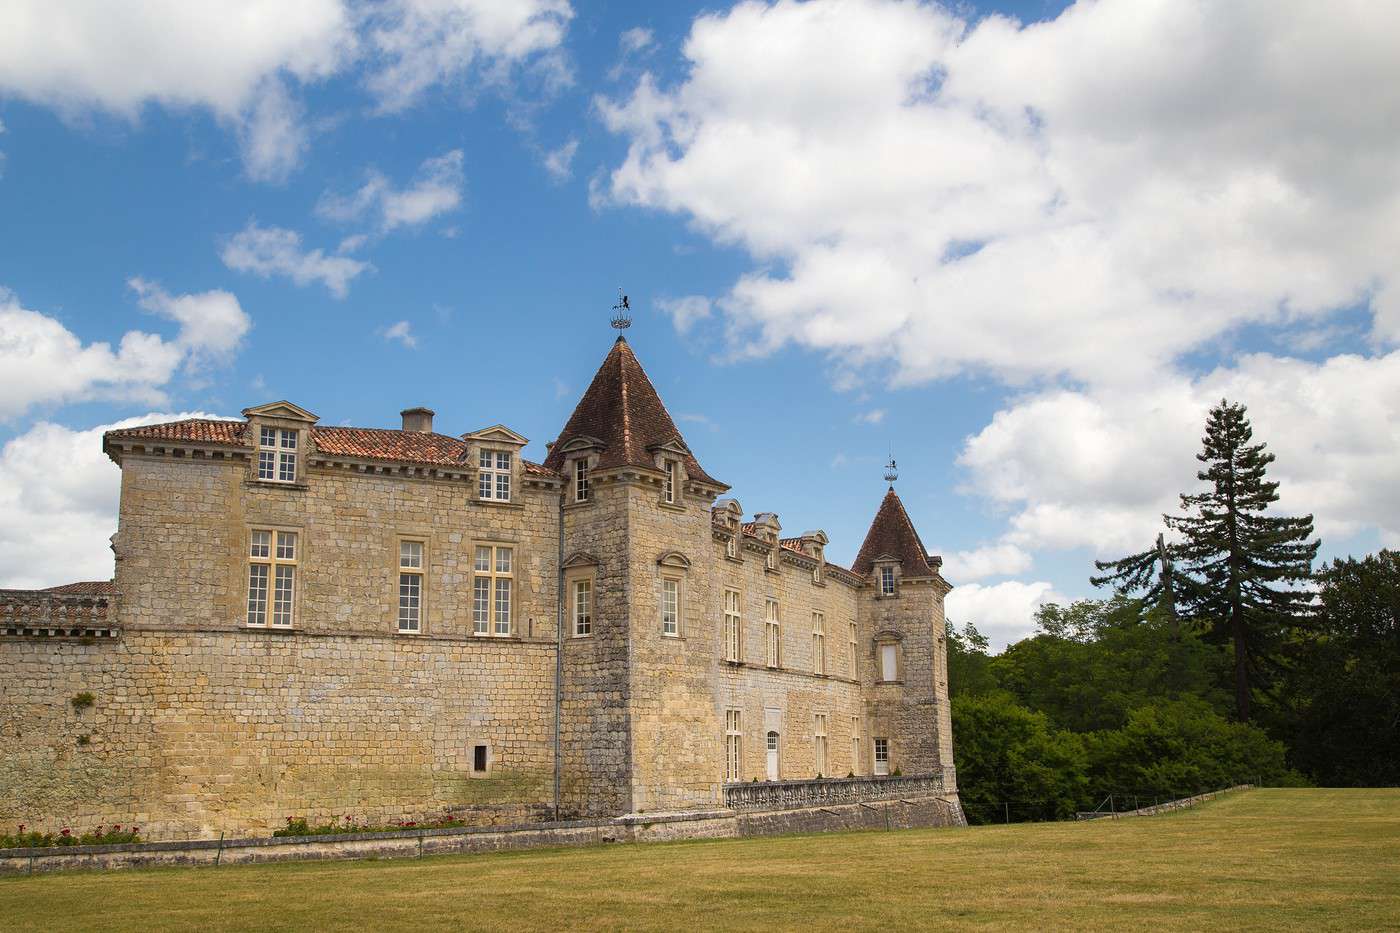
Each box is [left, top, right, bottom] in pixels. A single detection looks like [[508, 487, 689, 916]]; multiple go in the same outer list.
[[853, 487, 938, 577], [44, 580, 118, 596], [104, 420, 557, 476], [542, 337, 724, 487]]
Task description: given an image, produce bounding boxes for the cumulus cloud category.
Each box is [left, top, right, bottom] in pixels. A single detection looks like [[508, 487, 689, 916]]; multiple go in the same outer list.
[[657, 295, 712, 335], [598, 0, 1400, 386], [363, 0, 574, 113], [0, 286, 250, 420], [317, 150, 465, 233], [542, 138, 579, 182], [380, 320, 418, 348], [0, 412, 232, 589], [620, 27, 656, 56], [0, 0, 352, 180], [942, 542, 1033, 582], [221, 222, 372, 298], [945, 580, 1066, 651]]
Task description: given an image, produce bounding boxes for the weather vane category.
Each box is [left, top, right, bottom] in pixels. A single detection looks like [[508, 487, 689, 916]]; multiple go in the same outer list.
[[610, 288, 632, 330], [884, 454, 899, 487]]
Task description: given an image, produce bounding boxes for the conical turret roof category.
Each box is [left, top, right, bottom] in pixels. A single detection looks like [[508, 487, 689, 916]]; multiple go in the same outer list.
[[852, 487, 937, 577], [544, 336, 723, 487]]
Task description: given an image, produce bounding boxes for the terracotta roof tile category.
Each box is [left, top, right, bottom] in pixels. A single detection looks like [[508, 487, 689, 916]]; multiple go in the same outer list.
[[852, 488, 939, 578], [542, 337, 724, 487], [43, 581, 118, 596], [105, 419, 557, 476]]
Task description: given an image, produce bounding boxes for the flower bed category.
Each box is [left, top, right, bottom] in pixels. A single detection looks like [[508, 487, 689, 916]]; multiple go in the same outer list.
[[272, 815, 471, 837]]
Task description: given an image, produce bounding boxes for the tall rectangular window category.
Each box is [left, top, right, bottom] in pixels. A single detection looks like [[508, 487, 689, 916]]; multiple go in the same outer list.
[[725, 535, 737, 559], [723, 588, 742, 661], [663, 459, 678, 504], [574, 458, 590, 502], [765, 546, 777, 571], [257, 427, 297, 483], [248, 529, 296, 627], [812, 611, 826, 675], [765, 599, 781, 667], [398, 540, 423, 633], [661, 578, 680, 636], [814, 714, 828, 776], [473, 545, 512, 635], [573, 578, 592, 636], [849, 622, 859, 678], [881, 643, 898, 682], [851, 716, 862, 775], [880, 565, 896, 596], [874, 738, 890, 776], [478, 450, 512, 501], [725, 709, 742, 782]]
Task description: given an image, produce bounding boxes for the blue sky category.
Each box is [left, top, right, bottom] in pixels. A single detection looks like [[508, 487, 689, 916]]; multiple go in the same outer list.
[[2, 0, 1397, 648]]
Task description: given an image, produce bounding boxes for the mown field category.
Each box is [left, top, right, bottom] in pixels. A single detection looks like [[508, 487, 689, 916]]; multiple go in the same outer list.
[[2, 788, 1397, 931]]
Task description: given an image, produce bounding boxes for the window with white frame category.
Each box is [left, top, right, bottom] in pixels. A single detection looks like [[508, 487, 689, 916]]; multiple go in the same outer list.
[[573, 578, 592, 636], [248, 529, 296, 627], [851, 716, 862, 775], [574, 458, 589, 503], [663, 459, 679, 504], [812, 611, 825, 674], [765, 598, 780, 667], [880, 642, 899, 682], [661, 578, 680, 636], [813, 563, 822, 584], [723, 588, 742, 661], [814, 714, 828, 776], [879, 565, 896, 596], [725, 535, 737, 559], [478, 450, 512, 501], [874, 737, 890, 775], [765, 546, 777, 572], [849, 622, 859, 678], [473, 545, 513, 635], [398, 540, 424, 633], [725, 709, 742, 782], [257, 427, 298, 483]]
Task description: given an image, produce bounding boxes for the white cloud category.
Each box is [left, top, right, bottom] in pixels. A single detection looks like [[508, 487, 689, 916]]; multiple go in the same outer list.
[[380, 320, 418, 348], [598, 0, 1400, 386], [620, 27, 655, 56], [945, 580, 1066, 651], [317, 150, 465, 233], [0, 412, 232, 589], [221, 222, 372, 298], [0, 0, 352, 180], [127, 278, 251, 365], [0, 285, 252, 420], [657, 295, 712, 335], [942, 542, 1032, 582], [363, 0, 574, 113], [855, 409, 885, 425], [543, 138, 579, 182], [960, 351, 1400, 555]]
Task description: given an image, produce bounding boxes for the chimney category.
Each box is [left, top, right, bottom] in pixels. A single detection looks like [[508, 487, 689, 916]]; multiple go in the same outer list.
[[400, 407, 435, 433]]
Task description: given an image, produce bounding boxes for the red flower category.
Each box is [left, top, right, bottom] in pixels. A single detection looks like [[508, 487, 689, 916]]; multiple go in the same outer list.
[[60, 828, 71, 836]]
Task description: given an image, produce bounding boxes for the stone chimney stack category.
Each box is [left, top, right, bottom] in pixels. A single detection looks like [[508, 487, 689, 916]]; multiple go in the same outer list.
[[400, 407, 435, 433]]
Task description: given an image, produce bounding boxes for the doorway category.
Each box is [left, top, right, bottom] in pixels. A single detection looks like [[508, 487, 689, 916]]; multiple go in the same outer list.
[[766, 731, 780, 781]]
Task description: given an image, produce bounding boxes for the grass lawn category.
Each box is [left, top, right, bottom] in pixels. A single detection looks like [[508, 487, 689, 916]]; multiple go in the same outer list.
[[2, 788, 1397, 931]]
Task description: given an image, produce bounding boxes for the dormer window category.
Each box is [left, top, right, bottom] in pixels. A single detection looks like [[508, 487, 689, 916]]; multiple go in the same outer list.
[[879, 565, 896, 596], [574, 458, 590, 502], [663, 459, 678, 504], [257, 427, 298, 483], [479, 450, 511, 501]]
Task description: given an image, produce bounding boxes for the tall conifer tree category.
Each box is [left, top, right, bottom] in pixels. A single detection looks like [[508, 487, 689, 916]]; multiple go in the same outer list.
[[1095, 400, 1319, 721]]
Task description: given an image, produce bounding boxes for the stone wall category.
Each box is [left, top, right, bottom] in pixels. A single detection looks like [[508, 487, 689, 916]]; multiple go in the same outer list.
[[0, 630, 557, 840]]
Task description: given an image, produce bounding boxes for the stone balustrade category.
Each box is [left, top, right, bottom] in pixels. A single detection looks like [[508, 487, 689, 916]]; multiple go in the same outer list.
[[723, 774, 945, 812], [0, 589, 116, 637]]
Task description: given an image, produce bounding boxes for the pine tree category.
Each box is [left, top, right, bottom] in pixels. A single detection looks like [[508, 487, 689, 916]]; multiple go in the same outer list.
[[1091, 532, 1179, 631], [1095, 400, 1319, 721]]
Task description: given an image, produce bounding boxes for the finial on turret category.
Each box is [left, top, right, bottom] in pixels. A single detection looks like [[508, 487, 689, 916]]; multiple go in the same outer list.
[[610, 288, 632, 330], [884, 455, 898, 487]]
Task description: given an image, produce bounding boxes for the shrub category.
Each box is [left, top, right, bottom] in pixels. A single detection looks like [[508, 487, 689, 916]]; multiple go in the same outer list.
[[70, 692, 95, 711], [1, 824, 140, 848], [271, 814, 472, 837]]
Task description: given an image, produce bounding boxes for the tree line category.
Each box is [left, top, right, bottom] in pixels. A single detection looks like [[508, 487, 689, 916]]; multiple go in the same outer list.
[[949, 400, 1400, 823]]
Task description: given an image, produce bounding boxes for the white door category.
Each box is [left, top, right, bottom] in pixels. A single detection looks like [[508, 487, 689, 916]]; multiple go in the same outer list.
[[766, 731, 780, 781]]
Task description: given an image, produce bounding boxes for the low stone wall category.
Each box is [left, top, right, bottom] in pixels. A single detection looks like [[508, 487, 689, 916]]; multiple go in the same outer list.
[[0, 794, 963, 876], [1074, 785, 1252, 821]]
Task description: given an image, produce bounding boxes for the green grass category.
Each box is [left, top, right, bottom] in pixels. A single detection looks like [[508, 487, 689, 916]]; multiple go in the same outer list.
[[2, 789, 1397, 931]]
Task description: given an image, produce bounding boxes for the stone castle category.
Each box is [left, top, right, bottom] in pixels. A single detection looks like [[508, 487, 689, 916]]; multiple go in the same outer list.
[[1, 335, 962, 841]]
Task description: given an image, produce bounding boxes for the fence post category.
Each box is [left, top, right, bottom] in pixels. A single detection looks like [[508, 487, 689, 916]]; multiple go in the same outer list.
[[1004, 802, 1009, 824], [215, 831, 225, 867]]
